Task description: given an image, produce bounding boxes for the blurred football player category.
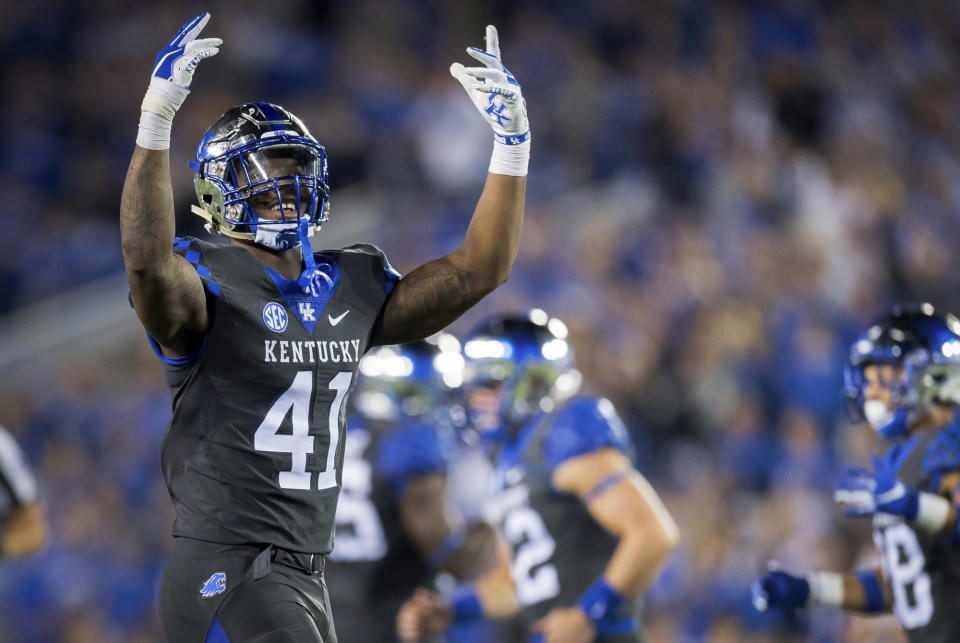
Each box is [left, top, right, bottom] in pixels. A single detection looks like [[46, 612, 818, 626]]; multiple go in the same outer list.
[[326, 334, 505, 640], [120, 12, 531, 642], [0, 424, 46, 557], [753, 304, 960, 642], [397, 310, 679, 643]]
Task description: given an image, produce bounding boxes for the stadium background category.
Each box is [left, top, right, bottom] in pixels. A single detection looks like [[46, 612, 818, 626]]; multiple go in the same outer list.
[[2, 0, 958, 640]]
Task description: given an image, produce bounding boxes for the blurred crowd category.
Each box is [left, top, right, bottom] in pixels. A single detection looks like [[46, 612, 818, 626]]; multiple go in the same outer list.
[[5, 0, 960, 640]]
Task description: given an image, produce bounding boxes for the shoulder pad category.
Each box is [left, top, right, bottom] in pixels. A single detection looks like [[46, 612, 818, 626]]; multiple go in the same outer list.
[[338, 243, 401, 294], [172, 236, 222, 298], [923, 422, 960, 491], [375, 422, 451, 495], [543, 396, 632, 471]]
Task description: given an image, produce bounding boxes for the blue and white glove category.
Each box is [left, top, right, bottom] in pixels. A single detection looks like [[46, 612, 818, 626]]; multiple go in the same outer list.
[[751, 564, 810, 612], [834, 453, 952, 534], [450, 25, 530, 176], [751, 562, 845, 611], [138, 13, 221, 150]]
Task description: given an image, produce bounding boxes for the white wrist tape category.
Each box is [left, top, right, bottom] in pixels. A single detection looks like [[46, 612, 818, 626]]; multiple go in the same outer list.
[[489, 138, 530, 177], [136, 77, 190, 150], [136, 112, 174, 150], [915, 492, 952, 533], [807, 572, 844, 607]]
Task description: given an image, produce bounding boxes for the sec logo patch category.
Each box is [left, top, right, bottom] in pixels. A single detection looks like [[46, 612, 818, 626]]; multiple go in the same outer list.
[[262, 302, 288, 333]]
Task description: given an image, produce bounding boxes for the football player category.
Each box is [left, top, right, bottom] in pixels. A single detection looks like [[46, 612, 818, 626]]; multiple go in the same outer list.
[[0, 424, 46, 557], [397, 310, 679, 643], [326, 334, 504, 640], [119, 13, 531, 642], [752, 304, 960, 642]]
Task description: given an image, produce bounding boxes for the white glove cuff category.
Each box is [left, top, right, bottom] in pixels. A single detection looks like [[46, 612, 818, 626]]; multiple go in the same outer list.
[[807, 572, 844, 607], [489, 137, 530, 177], [141, 77, 190, 121], [916, 492, 952, 533]]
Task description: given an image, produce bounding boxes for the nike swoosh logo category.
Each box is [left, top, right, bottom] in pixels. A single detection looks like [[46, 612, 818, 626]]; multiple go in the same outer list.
[[328, 310, 349, 326]]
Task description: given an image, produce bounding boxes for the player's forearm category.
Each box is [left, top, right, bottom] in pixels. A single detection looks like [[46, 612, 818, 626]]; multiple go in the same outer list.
[[454, 172, 526, 288], [120, 146, 178, 275], [602, 516, 678, 596], [473, 538, 519, 619], [805, 568, 892, 613]]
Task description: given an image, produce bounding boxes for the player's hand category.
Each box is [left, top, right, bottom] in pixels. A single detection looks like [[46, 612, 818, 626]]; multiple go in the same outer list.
[[834, 454, 920, 520], [450, 25, 530, 145], [531, 606, 596, 643], [396, 588, 452, 642], [751, 561, 810, 611], [151, 12, 221, 89]]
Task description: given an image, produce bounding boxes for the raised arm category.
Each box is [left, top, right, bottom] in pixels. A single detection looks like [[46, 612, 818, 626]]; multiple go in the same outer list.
[[372, 25, 529, 346], [120, 13, 220, 356]]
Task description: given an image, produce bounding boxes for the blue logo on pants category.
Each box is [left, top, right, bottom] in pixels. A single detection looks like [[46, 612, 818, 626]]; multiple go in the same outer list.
[[200, 572, 227, 598]]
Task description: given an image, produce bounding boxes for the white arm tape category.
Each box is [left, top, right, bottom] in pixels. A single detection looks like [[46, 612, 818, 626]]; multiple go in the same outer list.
[[807, 571, 845, 607]]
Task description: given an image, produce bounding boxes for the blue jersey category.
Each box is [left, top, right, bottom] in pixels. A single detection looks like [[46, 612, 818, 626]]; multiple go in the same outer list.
[[484, 396, 642, 640], [872, 422, 960, 642]]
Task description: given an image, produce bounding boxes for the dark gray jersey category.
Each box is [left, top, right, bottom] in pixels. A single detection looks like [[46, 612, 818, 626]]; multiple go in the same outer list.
[[871, 423, 960, 642], [484, 397, 642, 639], [0, 425, 37, 515], [326, 421, 446, 639], [152, 237, 398, 553]]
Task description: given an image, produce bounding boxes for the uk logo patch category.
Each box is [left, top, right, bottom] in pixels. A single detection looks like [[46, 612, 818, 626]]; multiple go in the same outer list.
[[200, 572, 226, 598], [262, 302, 288, 333]]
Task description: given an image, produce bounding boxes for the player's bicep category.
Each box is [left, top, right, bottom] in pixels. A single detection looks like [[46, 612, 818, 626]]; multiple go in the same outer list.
[[554, 449, 677, 541], [371, 253, 493, 347], [128, 252, 208, 355]]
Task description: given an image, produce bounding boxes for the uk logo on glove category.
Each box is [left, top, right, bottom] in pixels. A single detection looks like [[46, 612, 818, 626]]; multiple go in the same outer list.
[[450, 25, 530, 146]]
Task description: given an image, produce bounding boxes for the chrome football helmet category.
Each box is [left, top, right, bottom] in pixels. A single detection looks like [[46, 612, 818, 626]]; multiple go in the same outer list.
[[353, 333, 465, 425], [462, 309, 581, 435], [844, 303, 960, 439], [189, 102, 330, 251]]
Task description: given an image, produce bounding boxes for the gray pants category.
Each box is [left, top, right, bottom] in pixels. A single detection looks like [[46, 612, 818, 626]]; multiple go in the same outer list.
[[160, 537, 336, 643]]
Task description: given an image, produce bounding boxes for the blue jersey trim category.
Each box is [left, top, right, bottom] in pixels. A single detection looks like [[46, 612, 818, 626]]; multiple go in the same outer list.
[[205, 618, 230, 643], [263, 254, 340, 335], [145, 333, 207, 365]]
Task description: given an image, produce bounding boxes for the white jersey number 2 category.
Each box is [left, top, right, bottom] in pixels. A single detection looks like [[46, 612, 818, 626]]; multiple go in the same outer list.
[[503, 505, 561, 606], [254, 371, 351, 491]]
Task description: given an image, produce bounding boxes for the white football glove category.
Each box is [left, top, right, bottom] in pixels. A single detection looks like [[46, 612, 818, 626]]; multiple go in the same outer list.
[[451, 25, 530, 175], [138, 13, 221, 150]]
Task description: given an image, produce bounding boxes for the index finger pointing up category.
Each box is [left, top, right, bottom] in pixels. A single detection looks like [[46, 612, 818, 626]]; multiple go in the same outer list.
[[485, 25, 500, 59]]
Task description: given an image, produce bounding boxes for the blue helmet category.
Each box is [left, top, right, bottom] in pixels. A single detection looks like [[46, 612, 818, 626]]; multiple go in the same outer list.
[[462, 309, 581, 433], [352, 333, 464, 425], [844, 303, 960, 439], [189, 102, 330, 251]]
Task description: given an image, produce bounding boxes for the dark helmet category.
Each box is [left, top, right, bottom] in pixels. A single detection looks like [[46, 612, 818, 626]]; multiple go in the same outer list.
[[352, 333, 464, 425], [189, 102, 330, 249], [844, 303, 960, 439], [462, 309, 580, 431]]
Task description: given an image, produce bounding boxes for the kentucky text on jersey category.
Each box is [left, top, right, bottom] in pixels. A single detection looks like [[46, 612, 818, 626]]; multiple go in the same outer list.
[[264, 338, 362, 363]]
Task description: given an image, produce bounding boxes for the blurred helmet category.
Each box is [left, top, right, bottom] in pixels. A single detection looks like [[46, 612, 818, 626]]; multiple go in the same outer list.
[[352, 333, 464, 425], [844, 303, 960, 439], [462, 309, 581, 433], [189, 102, 330, 251]]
